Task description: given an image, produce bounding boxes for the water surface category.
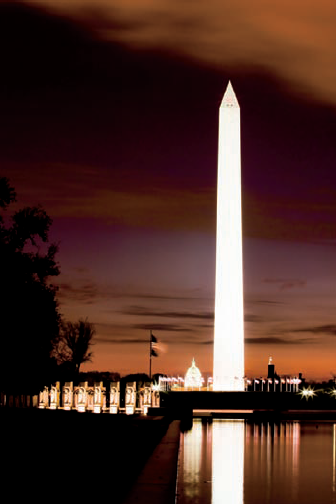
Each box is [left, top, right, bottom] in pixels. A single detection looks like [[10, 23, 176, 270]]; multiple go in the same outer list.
[[176, 419, 336, 504]]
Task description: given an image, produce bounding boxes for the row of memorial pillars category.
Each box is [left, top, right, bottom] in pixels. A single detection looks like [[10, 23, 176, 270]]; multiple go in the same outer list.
[[1, 392, 39, 408], [38, 381, 160, 414]]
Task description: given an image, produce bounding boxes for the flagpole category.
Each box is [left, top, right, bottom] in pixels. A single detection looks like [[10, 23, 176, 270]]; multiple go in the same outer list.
[[149, 329, 152, 381]]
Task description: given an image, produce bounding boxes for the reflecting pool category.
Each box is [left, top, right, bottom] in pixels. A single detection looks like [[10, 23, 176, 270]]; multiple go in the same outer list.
[[176, 420, 336, 504]]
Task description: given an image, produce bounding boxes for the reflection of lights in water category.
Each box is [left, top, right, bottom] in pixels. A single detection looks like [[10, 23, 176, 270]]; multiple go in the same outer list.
[[178, 420, 309, 504], [268, 422, 300, 501], [212, 420, 244, 504], [333, 424, 336, 500], [284, 422, 300, 499], [266, 423, 272, 501], [182, 420, 203, 499], [292, 422, 300, 476], [244, 421, 300, 503]]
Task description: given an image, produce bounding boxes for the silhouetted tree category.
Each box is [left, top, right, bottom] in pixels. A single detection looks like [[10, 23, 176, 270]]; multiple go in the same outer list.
[[55, 318, 95, 377], [122, 373, 151, 384], [78, 370, 121, 385], [0, 177, 60, 394], [152, 373, 167, 384]]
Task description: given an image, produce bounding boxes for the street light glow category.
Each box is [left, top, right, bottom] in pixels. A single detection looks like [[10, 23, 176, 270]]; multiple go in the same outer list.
[[299, 387, 317, 400]]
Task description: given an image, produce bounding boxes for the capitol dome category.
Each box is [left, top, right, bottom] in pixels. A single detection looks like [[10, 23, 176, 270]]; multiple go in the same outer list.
[[184, 358, 203, 390]]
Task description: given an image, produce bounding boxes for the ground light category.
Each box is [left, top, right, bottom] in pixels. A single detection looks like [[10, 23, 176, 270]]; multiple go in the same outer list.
[[213, 82, 244, 392], [299, 387, 317, 400]]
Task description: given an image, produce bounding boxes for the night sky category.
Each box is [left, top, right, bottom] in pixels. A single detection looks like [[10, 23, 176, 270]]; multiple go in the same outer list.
[[1, 0, 336, 380]]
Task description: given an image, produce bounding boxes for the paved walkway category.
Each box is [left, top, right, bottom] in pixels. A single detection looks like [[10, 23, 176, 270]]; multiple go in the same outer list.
[[123, 420, 181, 504]]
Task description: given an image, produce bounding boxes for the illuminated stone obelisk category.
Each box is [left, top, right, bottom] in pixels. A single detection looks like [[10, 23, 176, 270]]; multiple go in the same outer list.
[[213, 82, 244, 391]]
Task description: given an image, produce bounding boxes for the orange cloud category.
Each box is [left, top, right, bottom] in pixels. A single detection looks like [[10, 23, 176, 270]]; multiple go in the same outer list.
[[32, 0, 336, 104]]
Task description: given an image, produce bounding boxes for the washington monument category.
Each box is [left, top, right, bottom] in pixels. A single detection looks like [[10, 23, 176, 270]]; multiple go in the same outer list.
[[213, 82, 245, 391]]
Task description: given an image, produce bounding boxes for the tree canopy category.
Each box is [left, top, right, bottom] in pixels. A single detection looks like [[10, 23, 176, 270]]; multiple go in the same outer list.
[[54, 318, 95, 378], [0, 177, 60, 394]]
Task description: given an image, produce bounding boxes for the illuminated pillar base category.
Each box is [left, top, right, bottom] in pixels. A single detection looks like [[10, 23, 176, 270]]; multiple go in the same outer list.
[[39, 386, 49, 408], [126, 406, 135, 415]]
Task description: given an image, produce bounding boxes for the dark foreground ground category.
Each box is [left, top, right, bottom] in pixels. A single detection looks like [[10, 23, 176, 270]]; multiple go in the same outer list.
[[1, 408, 174, 503]]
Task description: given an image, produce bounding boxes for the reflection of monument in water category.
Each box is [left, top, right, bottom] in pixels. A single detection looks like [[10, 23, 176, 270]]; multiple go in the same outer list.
[[212, 421, 244, 504], [213, 82, 244, 392], [177, 420, 305, 504]]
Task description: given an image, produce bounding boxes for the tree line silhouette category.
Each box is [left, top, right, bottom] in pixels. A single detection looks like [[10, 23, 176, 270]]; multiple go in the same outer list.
[[0, 177, 94, 394]]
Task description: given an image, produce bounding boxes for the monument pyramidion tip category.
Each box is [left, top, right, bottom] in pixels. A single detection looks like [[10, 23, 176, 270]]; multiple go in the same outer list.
[[221, 81, 239, 108]]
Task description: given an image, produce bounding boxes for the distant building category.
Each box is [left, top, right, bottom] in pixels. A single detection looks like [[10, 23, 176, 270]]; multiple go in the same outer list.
[[185, 359, 203, 390], [268, 356, 275, 379]]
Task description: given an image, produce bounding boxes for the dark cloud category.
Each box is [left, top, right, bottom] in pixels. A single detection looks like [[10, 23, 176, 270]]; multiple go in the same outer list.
[[195, 323, 214, 329], [245, 336, 313, 345], [131, 323, 192, 332], [290, 325, 336, 336], [118, 292, 213, 301], [253, 299, 285, 305], [97, 333, 210, 346], [263, 278, 307, 290], [244, 314, 264, 323], [72, 267, 90, 274], [173, 338, 213, 346], [57, 281, 98, 304], [30, 0, 336, 106], [121, 305, 213, 320], [97, 333, 318, 346], [95, 337, 146, 345], [1, 4, 336, 242]]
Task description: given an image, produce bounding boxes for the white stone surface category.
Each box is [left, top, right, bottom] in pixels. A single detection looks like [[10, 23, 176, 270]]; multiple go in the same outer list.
[[213, 82, 245, 391]]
